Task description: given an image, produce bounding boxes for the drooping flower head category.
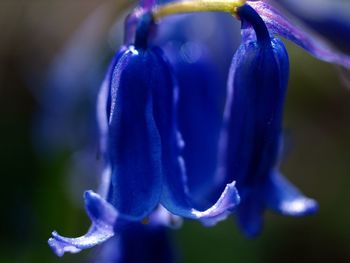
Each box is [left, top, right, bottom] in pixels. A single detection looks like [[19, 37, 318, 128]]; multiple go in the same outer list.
[[154, 9, 241, 208], [48, 0, 350, 259], [49, 9, 239, 256], [217, 4, 318, 237]]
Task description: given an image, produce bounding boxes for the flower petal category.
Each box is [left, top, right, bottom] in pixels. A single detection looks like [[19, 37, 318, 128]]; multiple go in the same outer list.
[[235, 195, 264, 238], [218, 5, 292, 236], [248, 1, 350, 68], [154, 12, 241, 209], [266, 171, 319, 216], [97, 48, 126, 161], [162, 168, 240, 226], [274, 0, 350, 54], [149, 48, 240, 225], [48, 191, 118, 256], [106, 48, 163, 219]]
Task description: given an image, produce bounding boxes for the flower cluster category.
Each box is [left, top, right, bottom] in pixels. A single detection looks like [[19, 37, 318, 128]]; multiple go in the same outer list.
[[48, 0, 350, 260]]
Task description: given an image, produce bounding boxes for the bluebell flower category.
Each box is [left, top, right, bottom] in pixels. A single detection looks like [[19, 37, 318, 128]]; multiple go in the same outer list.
[[41, 2, 182, 261], [38, 3, 181, 260], [154, 12, 241, 207], [48, 0, 350, 259], [216, 4, 319, 237], [49, 11, 239, 256]]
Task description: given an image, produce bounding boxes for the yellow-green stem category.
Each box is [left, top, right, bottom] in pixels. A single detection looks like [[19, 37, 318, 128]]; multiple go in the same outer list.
[[152, 0, 246, 21]]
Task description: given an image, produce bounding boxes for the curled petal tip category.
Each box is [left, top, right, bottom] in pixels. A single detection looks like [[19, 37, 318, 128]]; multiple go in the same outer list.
[[48, 232, 82, 257], [267, 172, 319, 217], [48, 225, 115, 256], [48, 191, 118, 256], [279, 197, 319, 216], [84, 190, 118, 227], [196, 181, 240, 226]]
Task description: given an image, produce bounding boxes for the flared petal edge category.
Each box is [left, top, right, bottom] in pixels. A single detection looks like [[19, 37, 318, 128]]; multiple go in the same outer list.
[[48, 191, 118, 256], [267, 171, 319, 216], [161, 179, 240, 227]]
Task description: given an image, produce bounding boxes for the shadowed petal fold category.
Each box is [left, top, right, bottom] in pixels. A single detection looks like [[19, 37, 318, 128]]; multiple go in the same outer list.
[[149, 49, 240, 225]]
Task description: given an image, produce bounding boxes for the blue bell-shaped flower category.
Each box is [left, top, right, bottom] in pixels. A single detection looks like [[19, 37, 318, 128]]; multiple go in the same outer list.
[[217, 4, 318, 237], [49, 11, 239, 256], [153, 10, 241, 209]]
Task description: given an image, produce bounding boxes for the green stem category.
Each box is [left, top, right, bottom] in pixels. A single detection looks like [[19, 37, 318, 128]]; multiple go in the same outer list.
[[152, 0, 246, 21]]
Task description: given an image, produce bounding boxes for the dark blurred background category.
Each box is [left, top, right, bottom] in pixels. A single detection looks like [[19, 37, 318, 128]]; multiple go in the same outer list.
[[1, 1, 350, 263]]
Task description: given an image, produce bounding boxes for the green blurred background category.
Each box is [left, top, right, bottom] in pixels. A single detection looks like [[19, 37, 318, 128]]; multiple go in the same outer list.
[[1, 1, 350, 263]]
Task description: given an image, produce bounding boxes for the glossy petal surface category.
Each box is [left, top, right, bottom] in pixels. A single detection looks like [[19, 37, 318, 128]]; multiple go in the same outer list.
[[97, 48, 126, 161], [107, 47, 163, 220], [225, 38, 288, 236], [220, 5, 318, 236]]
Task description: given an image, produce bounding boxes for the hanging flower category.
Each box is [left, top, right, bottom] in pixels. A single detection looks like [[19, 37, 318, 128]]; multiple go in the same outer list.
[[49, 11, 239, 256], [48, 0, 350, 258], [216, 4, 318, 237]]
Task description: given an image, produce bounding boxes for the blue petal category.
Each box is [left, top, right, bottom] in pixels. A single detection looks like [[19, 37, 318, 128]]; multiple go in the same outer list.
[[48, 191, 118, 256], [97, 47, 126, 161], [218, 37, 289, 188], [173, 45, 227, 206], [266, 171, 319, 216], [274, 0, 350, 54], [149, 48, 240, 225], [154, 12, 241, 208], [248, 1, 350, 68], [235, 195, 264, 238], [106, 47, 163, 219], [96, 49, 127, 198], [225, 40, 286, 235], [219, 4, 291, 236]]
